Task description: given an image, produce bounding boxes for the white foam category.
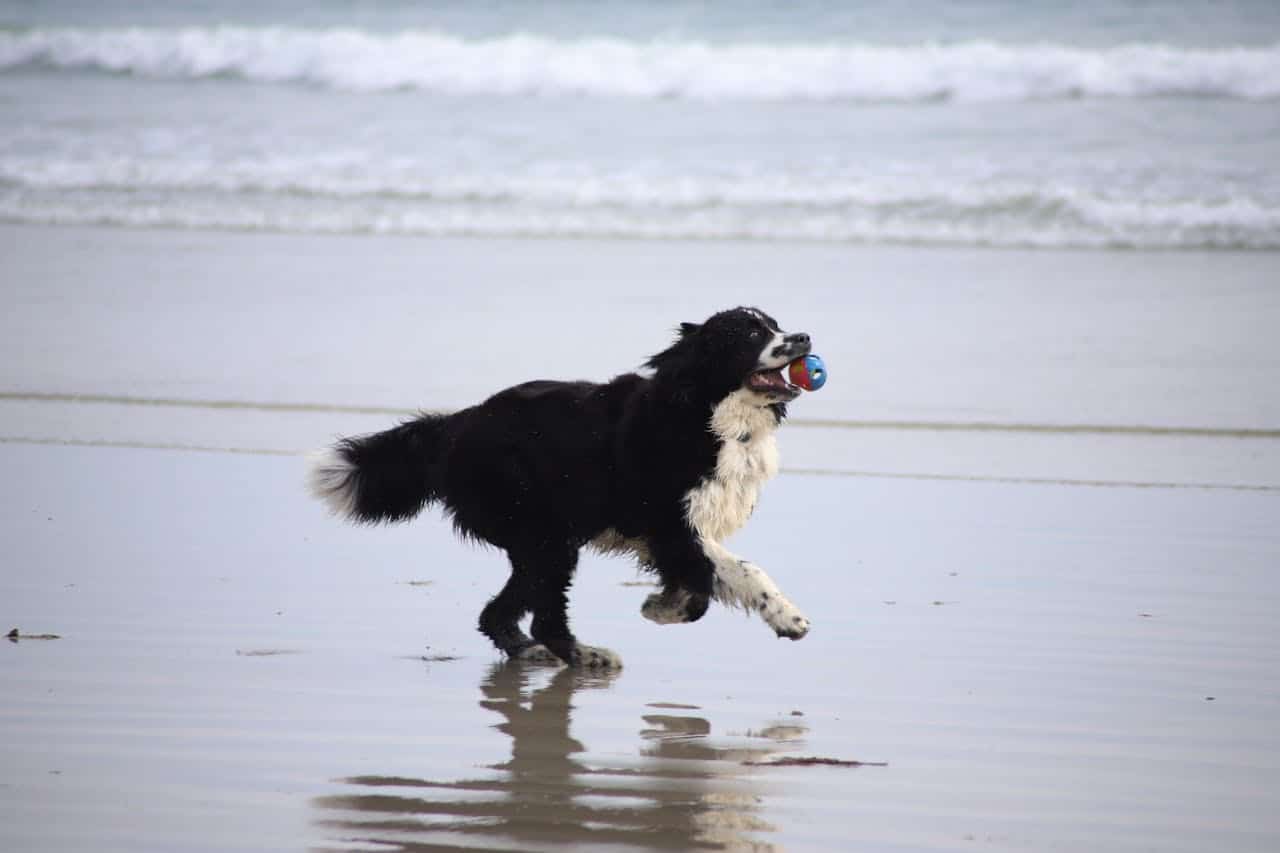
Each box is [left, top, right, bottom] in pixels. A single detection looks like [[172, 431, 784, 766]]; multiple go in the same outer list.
[[3, 158, 1277, 249], [2, 27, 1278, 101]]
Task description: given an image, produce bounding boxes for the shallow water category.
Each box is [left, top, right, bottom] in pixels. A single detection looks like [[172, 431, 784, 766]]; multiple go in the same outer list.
[[3, 224, 1278, 435]]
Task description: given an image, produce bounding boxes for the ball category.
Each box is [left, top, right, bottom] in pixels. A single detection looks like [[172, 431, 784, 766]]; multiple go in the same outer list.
[[787, 353, 827, 391]]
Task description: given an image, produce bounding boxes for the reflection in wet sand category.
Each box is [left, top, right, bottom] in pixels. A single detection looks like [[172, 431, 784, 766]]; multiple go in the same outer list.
[[314, 663, 806, 851]]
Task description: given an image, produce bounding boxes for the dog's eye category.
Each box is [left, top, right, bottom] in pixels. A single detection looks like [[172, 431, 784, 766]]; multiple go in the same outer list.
[[749, 328, 764, 340]]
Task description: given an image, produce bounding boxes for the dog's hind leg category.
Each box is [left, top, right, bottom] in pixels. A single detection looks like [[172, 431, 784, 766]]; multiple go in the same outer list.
[[506, 543, 623, 669]]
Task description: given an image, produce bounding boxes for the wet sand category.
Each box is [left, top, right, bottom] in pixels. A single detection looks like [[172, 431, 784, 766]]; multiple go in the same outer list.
[[2, 225, 1279, 851], [5, 444, 1278, 852]]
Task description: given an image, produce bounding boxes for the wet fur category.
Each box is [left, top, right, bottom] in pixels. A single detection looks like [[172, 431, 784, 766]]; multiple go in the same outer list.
[[308, 307, 812, 667]]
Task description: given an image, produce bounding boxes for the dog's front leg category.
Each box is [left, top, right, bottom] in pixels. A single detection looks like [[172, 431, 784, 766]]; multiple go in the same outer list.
[[641, 527, 810, 639], [702, 539, 810, 640], [640, 526, 714, 625]]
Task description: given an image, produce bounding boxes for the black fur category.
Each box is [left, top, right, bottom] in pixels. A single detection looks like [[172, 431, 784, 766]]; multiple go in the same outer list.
[[332, 414, 448, 522], [311, 307, 811, 666]]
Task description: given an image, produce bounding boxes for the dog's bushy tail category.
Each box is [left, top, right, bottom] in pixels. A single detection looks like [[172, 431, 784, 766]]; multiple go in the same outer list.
[[306, 413, 449, 524]]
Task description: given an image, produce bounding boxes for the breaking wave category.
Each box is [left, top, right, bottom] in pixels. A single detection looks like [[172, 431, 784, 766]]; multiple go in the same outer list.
[[2, 26, 1278, 101], [3, 158, 1276, 249]]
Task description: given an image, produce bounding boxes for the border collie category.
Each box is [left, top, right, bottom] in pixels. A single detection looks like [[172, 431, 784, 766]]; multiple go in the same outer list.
[[307, 306, 813, 668]]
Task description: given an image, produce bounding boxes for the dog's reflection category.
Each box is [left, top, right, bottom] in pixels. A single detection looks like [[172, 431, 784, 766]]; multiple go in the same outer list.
[[314, 662, 805, 851]]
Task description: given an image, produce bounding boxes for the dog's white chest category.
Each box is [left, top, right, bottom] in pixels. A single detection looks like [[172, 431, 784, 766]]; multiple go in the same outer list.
[[684, 391, 779, 543]]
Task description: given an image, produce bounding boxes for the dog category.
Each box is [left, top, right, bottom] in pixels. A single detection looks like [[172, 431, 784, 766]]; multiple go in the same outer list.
[[307, 306, 813, 668]]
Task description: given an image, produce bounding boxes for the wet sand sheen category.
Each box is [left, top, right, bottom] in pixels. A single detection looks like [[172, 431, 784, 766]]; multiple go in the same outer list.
[[3, 444, 1277, 852], [2, 225, 1278, 851], [314, 666, 810, 851]]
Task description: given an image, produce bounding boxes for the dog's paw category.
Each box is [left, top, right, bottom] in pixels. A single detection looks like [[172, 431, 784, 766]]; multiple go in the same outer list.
[[513, 643, 623, 669], [641, 588, 690, 624], [762, 599, 811, 640], [570, 644, 624, 669], [774, 613, 811, 640], [513, 644, 563, 666], [641, 588, 709, 624]]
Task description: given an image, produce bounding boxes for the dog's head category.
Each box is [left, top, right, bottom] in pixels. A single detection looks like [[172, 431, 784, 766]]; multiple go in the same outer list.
[[646, 307, 813, 407]]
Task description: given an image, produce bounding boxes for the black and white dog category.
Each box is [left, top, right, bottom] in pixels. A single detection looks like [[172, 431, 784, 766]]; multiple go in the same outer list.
[[307, 306, 813, 668]]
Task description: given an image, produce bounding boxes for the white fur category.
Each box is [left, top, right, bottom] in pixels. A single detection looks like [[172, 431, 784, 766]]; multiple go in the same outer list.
[[706, 542, 810, 639], [680, 387, 810, 639], [684, 388, 779, 542], [757, 330, 792, 369], [306, 447, 359, 520]]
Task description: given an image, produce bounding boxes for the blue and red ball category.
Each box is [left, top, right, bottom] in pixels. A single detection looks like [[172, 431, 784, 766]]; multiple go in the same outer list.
[[787, 354, 827, 391]]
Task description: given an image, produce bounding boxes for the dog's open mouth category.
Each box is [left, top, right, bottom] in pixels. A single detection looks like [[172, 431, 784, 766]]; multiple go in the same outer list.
[[746, 367, 802, 400]]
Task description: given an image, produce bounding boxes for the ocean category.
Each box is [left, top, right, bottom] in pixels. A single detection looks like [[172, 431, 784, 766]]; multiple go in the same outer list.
[[2, 0, 1278, 249]]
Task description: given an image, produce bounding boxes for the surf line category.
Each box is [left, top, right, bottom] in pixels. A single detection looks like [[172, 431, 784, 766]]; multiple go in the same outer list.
[[3, 435, 1278, 494], [782, 466, 1280, 493], [3, 391, 1278, 440], [0, 391, 412, 417], [0, 436, 297, 457]]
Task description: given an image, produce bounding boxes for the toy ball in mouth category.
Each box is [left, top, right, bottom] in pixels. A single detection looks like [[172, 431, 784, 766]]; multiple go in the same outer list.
[[787, 354, 828, 391]]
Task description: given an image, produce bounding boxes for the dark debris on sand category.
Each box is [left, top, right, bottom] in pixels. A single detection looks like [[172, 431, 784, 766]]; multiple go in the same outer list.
[[743, 756, 888, 768], [7, 628, 61, 642]]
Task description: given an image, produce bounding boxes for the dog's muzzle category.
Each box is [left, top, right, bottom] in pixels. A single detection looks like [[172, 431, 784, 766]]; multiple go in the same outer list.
[[746, 332, 813, 400], [770, 332, 811, 363]]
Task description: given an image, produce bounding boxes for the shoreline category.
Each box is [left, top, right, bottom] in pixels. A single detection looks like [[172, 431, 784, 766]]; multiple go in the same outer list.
[[3, 221, 1277, 428], [9, 217, 1280, 252], [3, 221, 1278, 490], [4, 388, 1279, 437]]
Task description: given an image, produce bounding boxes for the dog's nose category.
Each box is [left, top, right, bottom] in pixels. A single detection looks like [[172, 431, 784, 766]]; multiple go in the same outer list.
[[786, 332, 810, 347]]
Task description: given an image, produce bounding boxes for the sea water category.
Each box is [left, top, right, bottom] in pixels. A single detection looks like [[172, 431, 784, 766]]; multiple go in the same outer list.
[[1, 0, 1278, 249]]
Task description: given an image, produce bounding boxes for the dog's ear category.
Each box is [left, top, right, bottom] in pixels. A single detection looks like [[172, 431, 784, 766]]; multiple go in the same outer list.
[[645, 323, 700, 375]]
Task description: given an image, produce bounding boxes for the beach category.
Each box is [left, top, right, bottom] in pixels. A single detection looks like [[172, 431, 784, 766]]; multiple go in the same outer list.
[[3, 224, 1279, 851], [4, 0, 1280, 848]]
